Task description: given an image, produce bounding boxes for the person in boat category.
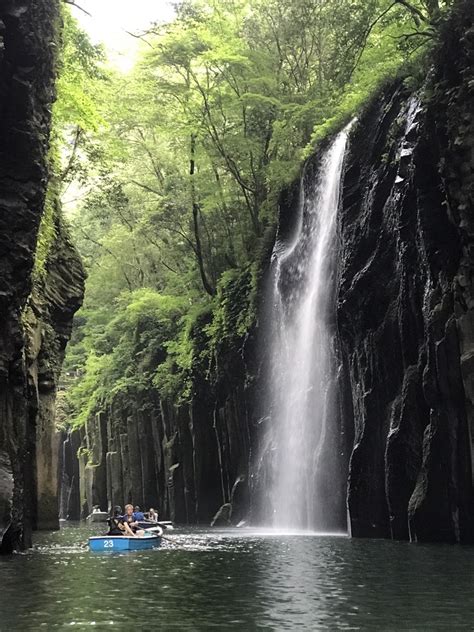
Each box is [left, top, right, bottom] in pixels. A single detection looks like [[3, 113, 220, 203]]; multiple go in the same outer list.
[[107, 507, 127, 536], [121, 504, 146, 536], [133, 505, 145, 521], [147, 508, 159, 522]]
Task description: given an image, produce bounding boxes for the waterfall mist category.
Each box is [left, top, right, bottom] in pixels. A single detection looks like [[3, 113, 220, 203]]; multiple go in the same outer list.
[[261, 125, 352, 531]]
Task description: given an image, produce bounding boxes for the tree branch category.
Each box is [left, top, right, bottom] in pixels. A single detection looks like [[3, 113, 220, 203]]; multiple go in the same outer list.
[[63, 0, 92, 17], [129, 180, 162, 196], [60, 126, 83, 183], [124, 30, 155, 49], [77, 227, 134, 291], [395, 0, 429, 24], [347, 2, 398, 80]]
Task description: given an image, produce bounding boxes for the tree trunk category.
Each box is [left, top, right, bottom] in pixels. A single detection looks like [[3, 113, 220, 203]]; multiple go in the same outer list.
[[190, 134, 215, 296], [425, 0, 440, 20]]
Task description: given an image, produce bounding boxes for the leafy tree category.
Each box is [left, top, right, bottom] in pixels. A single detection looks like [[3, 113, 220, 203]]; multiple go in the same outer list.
[[58, 0, 455, 427]]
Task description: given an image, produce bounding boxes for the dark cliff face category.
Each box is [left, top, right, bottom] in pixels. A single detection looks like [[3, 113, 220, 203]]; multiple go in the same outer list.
[[0, 0, 59, 552], [26, 220, 84, 532], [338, 1, 474, 543], [0, 0, 84, 552]]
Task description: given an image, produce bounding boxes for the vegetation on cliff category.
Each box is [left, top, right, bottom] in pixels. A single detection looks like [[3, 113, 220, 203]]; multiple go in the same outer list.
[[59, 0, 455, 428]]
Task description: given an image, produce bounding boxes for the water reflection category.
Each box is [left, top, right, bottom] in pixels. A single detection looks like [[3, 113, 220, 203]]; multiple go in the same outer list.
[[0, 526, 473, 630]]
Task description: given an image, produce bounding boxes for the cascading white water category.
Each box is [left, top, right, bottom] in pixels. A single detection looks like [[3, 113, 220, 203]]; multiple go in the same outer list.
[[265, 124, 352, 530]]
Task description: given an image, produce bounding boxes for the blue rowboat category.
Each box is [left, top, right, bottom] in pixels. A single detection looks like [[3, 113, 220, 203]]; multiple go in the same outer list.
[[88, 535, 161, 552]]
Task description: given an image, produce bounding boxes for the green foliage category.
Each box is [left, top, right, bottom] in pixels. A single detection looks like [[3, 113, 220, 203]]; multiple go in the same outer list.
[[58, 0, 452, 428], [53, 8, 106, 134], [153, 303, 213, 402], [34, 6, 107, 279], [66, 289, 188, 426], [152, 267, 257, 403], [306, 2, 436, 151], [207, 266, 257, 350], [34, 184, 59, 279]]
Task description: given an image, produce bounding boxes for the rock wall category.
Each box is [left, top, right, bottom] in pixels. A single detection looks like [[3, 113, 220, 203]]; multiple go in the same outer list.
[[0, 0, 84, 552], [59, 426, 81, 520], [337, 0, 474, 543], [74, 374, 253, 524], [26, 220, 84, 531]]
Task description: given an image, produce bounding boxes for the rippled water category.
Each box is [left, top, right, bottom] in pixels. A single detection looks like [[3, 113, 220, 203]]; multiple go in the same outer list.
[[0, 524, 473, 630]]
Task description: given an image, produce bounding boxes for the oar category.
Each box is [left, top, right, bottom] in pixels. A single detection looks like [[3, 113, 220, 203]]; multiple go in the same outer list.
[[143, 526, 163, 534], [144, 526, 176, 545], [140, 520, 173, 529]]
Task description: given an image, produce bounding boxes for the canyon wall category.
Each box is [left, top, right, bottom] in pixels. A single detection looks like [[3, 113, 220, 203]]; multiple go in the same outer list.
[[0, 0, 84, 552], [338, 0, 474, 543]]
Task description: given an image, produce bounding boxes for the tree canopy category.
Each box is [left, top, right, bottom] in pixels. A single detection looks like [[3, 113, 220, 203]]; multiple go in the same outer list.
[[54, 0, 454, 426]]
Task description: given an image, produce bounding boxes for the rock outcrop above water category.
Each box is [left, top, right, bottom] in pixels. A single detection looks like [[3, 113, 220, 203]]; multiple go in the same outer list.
[[0, 0, 84, 552], [26, 223, 84, 532], [338, 0, 474, 543], [71, 358, 253, 524]]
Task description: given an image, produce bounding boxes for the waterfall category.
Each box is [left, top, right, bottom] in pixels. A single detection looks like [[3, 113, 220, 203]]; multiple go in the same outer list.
[[58, 429, 81, 521], [59, 434, 68, 520], [263, 124, 352, 531]]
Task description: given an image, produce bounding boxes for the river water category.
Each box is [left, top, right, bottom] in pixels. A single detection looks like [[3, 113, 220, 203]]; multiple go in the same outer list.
[[0, 524, 473, 630]]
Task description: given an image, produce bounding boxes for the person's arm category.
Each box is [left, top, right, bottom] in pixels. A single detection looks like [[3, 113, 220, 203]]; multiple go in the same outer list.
[[122, 521, 136, 537]]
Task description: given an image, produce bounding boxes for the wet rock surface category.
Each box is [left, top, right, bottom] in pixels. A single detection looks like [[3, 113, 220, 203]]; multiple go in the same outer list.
[[73, 347, 255, 525], [70, 269, 257, 525], [338, 0, 474, 542], [0, 0, 59, 552], [0, 0, 84, 551]]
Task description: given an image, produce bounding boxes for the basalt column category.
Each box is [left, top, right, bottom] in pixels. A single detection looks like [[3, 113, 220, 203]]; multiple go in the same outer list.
[[338, 0, 474, 543]]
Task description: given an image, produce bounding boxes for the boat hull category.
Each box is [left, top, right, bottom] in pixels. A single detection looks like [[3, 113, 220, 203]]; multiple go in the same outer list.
[[88, 535, 161, 552], [87, 512, 109, 523]]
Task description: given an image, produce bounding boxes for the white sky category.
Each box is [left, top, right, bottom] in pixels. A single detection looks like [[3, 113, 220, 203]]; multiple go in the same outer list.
[[72, 0, 176, 71]]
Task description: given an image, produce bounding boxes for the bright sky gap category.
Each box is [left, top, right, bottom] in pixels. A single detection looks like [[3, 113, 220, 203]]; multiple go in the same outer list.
[[71, 0, 176, 71]]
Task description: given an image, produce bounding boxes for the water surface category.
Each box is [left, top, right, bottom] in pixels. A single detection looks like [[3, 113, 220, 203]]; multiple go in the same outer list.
[[0, 524, 473, 630]]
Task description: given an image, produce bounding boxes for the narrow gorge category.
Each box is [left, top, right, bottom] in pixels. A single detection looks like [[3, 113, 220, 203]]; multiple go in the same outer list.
[[1, 0, 473, 555]]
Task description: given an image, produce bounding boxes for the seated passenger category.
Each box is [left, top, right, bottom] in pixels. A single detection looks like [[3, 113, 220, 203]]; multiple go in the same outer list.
[[133, 505, 145, 521], [122, 504, 145, 537], [147, 508, 159, 522], [107, 507, 126, 536]]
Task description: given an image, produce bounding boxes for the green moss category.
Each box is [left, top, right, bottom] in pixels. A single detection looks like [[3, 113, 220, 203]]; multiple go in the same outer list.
[[207, 265, 257, 353], [34, 183, 59, 280]]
